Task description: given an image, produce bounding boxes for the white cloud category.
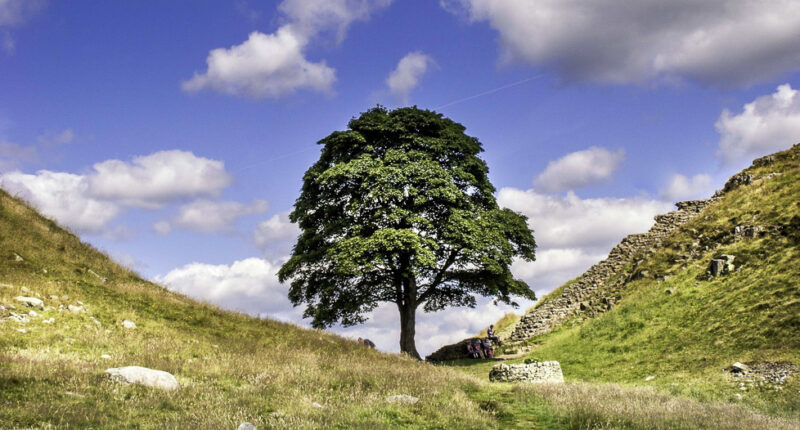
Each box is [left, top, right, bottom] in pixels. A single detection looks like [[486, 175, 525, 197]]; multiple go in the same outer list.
[[155, 257, 302, 322], [279, 0, 393, 42], [534, 147, 625, 192], [37, 129, 74, 147], [153, 220, 172, 236], [498, 187, 671, 292], [253, 212, 300, 250], [182, 28, 336, 99], [0, 0, 44, 54], [386, 51, 433, 102], [0, 141, 37, 171], [447, 0, 800, 85], [0, 150, 235, 235], [716, 84, 800, 165], [174, 199, 269, 233], [498, 188, 670, 250], [0, 170, 121, 233], [88, 150, 233, 209], [660, 173, 713, 201], [184, 0, 391, 98]]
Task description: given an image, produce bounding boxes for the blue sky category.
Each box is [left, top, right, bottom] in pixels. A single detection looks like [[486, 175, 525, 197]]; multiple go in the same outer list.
[[2, 0, 799, 355]]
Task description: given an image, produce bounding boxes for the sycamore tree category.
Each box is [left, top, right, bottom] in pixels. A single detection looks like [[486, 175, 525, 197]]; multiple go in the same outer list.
[[278, 106, 536, 358]]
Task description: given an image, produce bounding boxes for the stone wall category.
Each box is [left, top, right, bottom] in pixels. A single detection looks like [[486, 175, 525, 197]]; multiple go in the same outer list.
[[509, 198, 715, 341], [489, 361, 564, 383]]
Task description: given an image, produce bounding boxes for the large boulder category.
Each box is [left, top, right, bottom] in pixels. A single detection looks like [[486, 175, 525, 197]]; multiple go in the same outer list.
[[105, 366, 179, 390], [708, 255, 735, 277], [15, 296, 44, 310]]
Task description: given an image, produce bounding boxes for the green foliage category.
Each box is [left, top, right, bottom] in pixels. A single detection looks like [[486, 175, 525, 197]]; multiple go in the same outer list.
[[279, 106, 536, 356]]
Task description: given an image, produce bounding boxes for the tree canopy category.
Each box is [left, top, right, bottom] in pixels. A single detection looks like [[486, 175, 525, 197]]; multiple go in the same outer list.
[[278, 106, 536, 358]]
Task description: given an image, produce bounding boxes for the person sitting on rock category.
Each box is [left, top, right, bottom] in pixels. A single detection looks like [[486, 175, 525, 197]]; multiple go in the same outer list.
[[487, 325, 502, 346], [466, 342, 477, 359], [473, 339, 485, 359], [482, 338, 494, 359]]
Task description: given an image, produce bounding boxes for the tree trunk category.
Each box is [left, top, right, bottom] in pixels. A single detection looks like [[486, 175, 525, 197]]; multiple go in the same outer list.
[[398, 303, 420, 359]]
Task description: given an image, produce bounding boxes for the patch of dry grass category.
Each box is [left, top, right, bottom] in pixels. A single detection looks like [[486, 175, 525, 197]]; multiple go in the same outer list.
[[521, 382, 800, 430]]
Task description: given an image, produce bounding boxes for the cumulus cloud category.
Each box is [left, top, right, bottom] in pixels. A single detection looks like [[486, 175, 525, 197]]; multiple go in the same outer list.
[[253, 212, 300, 250], [716, 84, 800, 165], [173, 199, 269, 233], [498, 187, 672, 290], [156, 257, 303, 322], [534, 147, 625, 193], [181, 29, 336, 99], [446, 0, 800, 85], [386, 51, 433, 102], [660, 173, 713, 201], [0, 150, 235, 235], [0, 170, 121, 233], [184, 0, 391, 98], [87, 150, 233, 209]]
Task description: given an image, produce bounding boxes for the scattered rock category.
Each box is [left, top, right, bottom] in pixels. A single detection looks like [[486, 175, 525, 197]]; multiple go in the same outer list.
[[708, 255, 735, 277], [237, 423, 257, 430], [101, 354, 111, 359], [21, 286, 30, 293], [386, 394, 419, 405], [15, 296, 44, 310], [48, 295, 59, 300], [43, 318, 55, 324], [665, 288, 675, 294], [105, 366, 178, 390], [87, 269, 108, 283], [311, 402, 323, 409], [68, 305, 85, 314], [13, 253, 24, 262], [16, 328, 27, 333], [731, 362, 749, 373], [645, 376, 655, 381], [28, 310, 38, 317], [489, 361, 564, 383], [121, 319, 136, 329]]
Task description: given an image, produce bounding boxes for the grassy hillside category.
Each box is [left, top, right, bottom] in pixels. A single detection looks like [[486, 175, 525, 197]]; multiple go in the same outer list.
[[0, 189, 495, 429], [3, 146, 799, 429], [460, 144, 800, 423]]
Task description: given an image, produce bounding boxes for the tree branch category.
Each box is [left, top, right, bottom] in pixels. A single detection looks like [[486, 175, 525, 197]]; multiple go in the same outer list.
[[418, 248, 459, 303]]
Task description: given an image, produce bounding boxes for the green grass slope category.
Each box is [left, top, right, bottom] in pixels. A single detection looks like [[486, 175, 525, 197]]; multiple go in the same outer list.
[[474, 144, 800, 421], [0, 189, 496, 429]]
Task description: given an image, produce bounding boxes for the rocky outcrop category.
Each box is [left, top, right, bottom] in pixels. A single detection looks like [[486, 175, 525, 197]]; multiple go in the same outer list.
[[489, 362, 564, 383], [509, 198, 715, 341], [425, 338, 478, 361], [707, 255, 735, 277]]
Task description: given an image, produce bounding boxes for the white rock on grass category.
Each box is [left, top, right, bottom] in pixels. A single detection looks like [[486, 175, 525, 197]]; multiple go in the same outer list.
[[15, 296, 44, 310], [105, 366, 178, 390], [121, 319, 136, 329], [68, 305, 84, 314], [28, 310, 38, 317], [101, 354, 111, 359], [237, 423, 257, 430], [43, 318, 55, 324], [385, 394, 419, 405], [645, 376, 655, 381]]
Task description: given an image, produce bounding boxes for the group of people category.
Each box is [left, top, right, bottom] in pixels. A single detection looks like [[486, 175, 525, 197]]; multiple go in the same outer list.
[[465, 324, 503, 359]]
